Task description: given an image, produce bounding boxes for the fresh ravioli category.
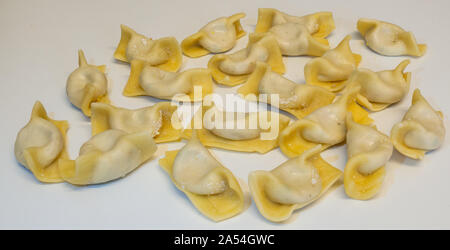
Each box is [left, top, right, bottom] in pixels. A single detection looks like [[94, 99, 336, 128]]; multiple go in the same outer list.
[[182, 105, 291, 154], [91, 102, 183, 143], [279, 86, 373, 158], [182, 13, 246, 58], [14, 101, 69, 183], [391, 89, 445, 159], [59, 130, 157, 185], [357, 18, 426, 57], [249, 145, 342, 222], [344, 114, 393, 200], [305, 35, 361, 92], [345, 60, 411, 111], [238, 62, 335, 119], [123, 60, 213, 102], [255, 8, 335, 56], [66, 50, 109, 117], [208, 33, 285, 86], [114, 25, 182, 72], [159, 131, 246, 222]]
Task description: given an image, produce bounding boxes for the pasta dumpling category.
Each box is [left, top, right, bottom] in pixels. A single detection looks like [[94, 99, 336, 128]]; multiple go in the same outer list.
[[183, 106, 290, 154], [305, 35, 362, 92], [159, 131, 246, 222], [238, 62, 335, 119], [357, 18, 427, 57], [255, 8, 335, 56], [181, 13, 246, 58], [391, 89, 445, 160], [14, 101, 69, 183], [249, 145, 342, 222], [91, 102, 183, 143], [344, 114, 393, 200], [113, 25, 182, 72], [346, 60, 411, 111], [208, 33, 285, 86], [58, 129, 157, 185], [279, 87, 373, 158], [123, 60, 213, 101], [66, 50, 109, 117]]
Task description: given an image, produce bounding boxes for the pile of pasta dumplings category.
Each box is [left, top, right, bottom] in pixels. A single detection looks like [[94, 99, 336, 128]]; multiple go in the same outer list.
[[14, 8, 445, 223]]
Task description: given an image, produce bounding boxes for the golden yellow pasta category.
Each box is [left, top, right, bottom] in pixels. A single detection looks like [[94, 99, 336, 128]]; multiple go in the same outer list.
[[238, 62, 335, 119], [66, 50, 109, 117], [345, 60, 411, 111], [391, 89, 445, 159], [305, 35, 361, 92], [59, 129, 157, 185], [344, 114, 393, 200], [14, 101, 69, 183], [91, 102, 183, 143], [182, 105, 290, 154], [249, 145, 342, 222], [123, 60, 213, 102], [255, 8, 335, 56], [357, 18, 426, 57], [208, 33, 285, 86], [279, 86, 373, 158], [159, 132, 246, 222], [182, 13, 246, 58], [113, 24, 182, 72]]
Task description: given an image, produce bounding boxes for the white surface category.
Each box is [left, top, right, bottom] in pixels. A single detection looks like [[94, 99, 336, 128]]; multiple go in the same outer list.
[[1, 0, 450, 229]]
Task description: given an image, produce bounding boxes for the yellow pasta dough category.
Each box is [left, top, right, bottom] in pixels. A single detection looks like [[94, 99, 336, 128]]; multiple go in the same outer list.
[[91, 102, 183, 143], [182, 13, 246, 58], [346, 59, 411, 111], [238, 62, 335, 119], [208, 33, 285, 86], [357, 18, 427, 57], [159, 132, 246, 222], [183, 106, 290, 154], [59, 129, 157, 185], [14, 101, 69, 183], [249, 145, 342, 222], [391, 89, 445, 159], [66, 50, 109, 117], [344, 114, 393, 200], [255, 8, 335, 56], [113, 24, 182, 72], [305, 35, 362, 92], [123, 60, 213, 101], [279, 87, 373, 158]]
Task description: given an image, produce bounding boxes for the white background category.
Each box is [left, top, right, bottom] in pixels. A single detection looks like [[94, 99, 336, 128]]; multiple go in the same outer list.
[[1, 0, 450, 229]]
